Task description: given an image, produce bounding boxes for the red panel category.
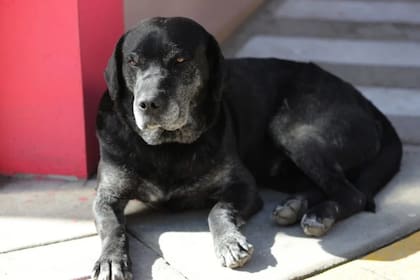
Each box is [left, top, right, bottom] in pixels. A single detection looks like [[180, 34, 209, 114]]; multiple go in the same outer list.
[[78, 0, 124, 175], [0, 0, 86, 177], [0, 0, 123, 178]]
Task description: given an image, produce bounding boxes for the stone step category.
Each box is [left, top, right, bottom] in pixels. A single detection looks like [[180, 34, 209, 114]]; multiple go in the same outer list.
[[240, 18, 420, 42], [358, 87, 420, 117], [234, 34, 420, 143], [357, 87, 420, 145], [235, 35, 420, 88], [223, 0, 420, 57], [320, 63, 420, 89], [236, 36, 420, 67], [275, 0, 420, 24]]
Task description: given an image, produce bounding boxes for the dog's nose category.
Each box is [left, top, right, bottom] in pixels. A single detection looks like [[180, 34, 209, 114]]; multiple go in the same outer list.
[[138, 95, 167, 113], [139, 100, 159, 111]]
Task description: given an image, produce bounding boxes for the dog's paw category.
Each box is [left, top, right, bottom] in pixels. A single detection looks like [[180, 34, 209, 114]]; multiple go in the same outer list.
[[92, 255, 132, 280], [272, 197, 307, 225], [214, 231, 254, 268], [300, 213, 335, 237], [300, 201, 339, 237]]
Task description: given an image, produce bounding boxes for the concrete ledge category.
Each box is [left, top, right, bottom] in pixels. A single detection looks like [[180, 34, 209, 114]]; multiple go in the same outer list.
[[320, 63, 420, 89], [236, 36, 420, 67], [357, 87, 420, 145], [275, 0, 420, 24], [388, 116, 420, 145], [236, 36, 420, 88], [230, 18, 420, 43]]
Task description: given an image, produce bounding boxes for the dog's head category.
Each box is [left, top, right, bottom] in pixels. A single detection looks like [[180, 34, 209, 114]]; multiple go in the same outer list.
[[105, 17, 224, 145]]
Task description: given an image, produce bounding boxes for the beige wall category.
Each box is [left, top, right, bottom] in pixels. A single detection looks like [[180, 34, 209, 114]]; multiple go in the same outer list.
[[124, 0, 264, 42]]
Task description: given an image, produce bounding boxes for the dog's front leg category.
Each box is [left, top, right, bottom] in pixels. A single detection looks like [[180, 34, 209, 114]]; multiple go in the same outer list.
[[92, 190, 132, 280], [209, 172, 263, 268]]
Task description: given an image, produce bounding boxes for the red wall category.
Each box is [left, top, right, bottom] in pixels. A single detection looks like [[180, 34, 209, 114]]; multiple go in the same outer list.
[[78, 0, 124, 176], [0, 0, 123, 178]]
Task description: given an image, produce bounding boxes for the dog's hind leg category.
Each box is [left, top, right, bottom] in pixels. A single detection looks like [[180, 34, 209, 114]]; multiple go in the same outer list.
[[268, 166, 326, 226], [269, 121, 374, 237], [272, 187, 325, 226], [288, 142, 367, 237], [351, 114, 402, 212]]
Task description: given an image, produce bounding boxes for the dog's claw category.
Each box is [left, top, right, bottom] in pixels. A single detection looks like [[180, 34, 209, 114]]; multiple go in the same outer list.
[[92, 258, 132, 280], [301, 213, 335, 237], [214, 231, 254, 268], [272, 197, 308, 225]]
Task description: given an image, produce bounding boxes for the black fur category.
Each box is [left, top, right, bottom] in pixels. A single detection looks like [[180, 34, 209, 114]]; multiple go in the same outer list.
[[92, 17, 402, 279]]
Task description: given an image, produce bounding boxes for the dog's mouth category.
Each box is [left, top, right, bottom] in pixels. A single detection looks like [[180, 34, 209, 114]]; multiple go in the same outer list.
[[139, 122, 161, 131], [134, 100, 206, 145], [140, 122, 184, 132]]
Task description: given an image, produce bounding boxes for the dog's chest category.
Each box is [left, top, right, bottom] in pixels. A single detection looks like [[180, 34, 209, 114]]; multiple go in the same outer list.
[[136, 159, 234, 208]]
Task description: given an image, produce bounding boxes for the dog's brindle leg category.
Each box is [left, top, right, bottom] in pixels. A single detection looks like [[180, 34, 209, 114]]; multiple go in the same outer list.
[[92, 195, 131, 280], [269, 166, 326, 226], [272, 188, 325, 226], [287, 141, 367, 237], [92, 163, 133, 280], [270, 121, 369, 237], [208, 166, 263, 268]]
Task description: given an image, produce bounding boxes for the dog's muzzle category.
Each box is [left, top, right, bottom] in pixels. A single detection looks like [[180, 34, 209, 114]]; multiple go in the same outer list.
[[133, 95, 182, 131]]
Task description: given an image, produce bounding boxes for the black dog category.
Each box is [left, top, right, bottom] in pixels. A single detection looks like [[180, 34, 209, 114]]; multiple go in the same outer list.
[[92, 17, 402, 279]]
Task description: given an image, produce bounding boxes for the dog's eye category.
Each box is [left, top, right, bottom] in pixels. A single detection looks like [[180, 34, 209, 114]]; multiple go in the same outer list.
[[175, 57, 186, 64], [127, 58, 137, 67], [127, 53, 142, 67]]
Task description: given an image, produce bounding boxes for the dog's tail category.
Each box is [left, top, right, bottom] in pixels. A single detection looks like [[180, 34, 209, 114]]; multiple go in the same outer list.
[[354, 104, 403, 212]]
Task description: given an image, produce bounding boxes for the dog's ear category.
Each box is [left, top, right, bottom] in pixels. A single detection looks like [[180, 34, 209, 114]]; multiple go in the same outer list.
[[104, 34, 126, 101], [206, 34, 225, 101]]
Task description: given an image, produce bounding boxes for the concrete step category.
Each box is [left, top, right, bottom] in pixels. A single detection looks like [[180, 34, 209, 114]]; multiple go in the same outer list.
[[358, 87, 420, 117], [233, 32, 420, 143], [358, 87, 420, 145], [235, 35, 420, 88], [235, 18, 420, 42], [275, 0, 420, 24], [234, 34, 420, 144], [222, 0, 420, 57], [223, 0, 420, 89], [236, 36, 420, 67]]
